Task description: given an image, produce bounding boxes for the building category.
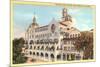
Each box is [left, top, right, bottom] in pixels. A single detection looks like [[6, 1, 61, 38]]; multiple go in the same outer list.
[[23, 8, 83, 62]]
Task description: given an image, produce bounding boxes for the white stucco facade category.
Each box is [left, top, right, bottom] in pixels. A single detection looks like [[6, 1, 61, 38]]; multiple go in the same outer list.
[[23, 8, 83, 62]]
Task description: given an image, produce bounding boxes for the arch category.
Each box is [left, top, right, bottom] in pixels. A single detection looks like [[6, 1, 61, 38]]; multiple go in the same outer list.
[[64, 47, 67, 50], [30, 51, 32, 55], [40, 40, 43, 44], [57, 46, 59, 50], [54, 39, 59, 44], [37, 52, 39, 56], [49, 39, 53, 44], [37, 46, 40, 50], [41, 52, 44, 57], [42, 39, 45, 44], [30, 45, 32, 49], [46, 39, 49, 44], [71, 54, 75, 60], [75, 34, 77, 37], [33, 52, 35, 55], [34, 46, 36, 49], [45, 46, 49, 50], [57, 54, 61, 60], [67, 54, 70, 60], [29, 40, 34, 44], [37, 40, 39, 44], [78, 34, 80, 37], [70, 35, 72, 38], [73, 34, 75, 38], [45, 53, 48, 58], [63, 53, 66, 60], [50, 46, 55, 51], [51, 54, 54, 59], [41, 46, 44, 50]]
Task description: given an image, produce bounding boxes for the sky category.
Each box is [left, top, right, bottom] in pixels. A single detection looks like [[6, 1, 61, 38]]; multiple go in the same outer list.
[[13, 4, 95, 38]]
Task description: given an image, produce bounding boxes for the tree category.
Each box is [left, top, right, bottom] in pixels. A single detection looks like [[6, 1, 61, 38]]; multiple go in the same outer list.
[[74, 31, 93, 60], [13, 37, 27, 64]]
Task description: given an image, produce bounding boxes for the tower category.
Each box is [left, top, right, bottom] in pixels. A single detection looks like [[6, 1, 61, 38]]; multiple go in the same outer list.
[[62, 8, 68, 18], [31, 15, 39, 27], [33, 16, 36, 23], [62, 8, 72, 22]]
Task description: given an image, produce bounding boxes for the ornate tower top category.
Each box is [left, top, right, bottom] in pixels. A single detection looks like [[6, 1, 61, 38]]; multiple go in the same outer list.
[[62, 8, 68, 17], [32, 16, 36, 23], [62, 8, 72, 22], [32, 16, 38, 26]]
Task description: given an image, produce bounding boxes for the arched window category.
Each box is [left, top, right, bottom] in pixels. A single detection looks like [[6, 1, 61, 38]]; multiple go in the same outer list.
[[57, 54, 61, 60], [37, 52, 39, 56], [37, 40, 39, 44], [30, 45, 32, 49], [50, 46, 55, 51], [34, 46, 36, 49], [25, 40, 28, 44], [45, 53, 48, 58], [33, 52, 35, 55], [41, 46, 44, 50], [29, 40, 34, 44], [45, 46, 49, 50], [75, 34, 77, 37], [41, 53, 44, 57], [54, 39, 59, 44], [63, 54, 66, 60], [70, 35, 72, 38], [37, 46, 40, 50], [51, 54, 54, 59], [30, 51, 32, 55], [57, 46, 59, 50]]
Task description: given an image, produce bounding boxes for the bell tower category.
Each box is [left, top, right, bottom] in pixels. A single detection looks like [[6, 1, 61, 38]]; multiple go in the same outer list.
[[62, 8, 72, 22], [62, 8, 68, 18], [62, 8, 68, 21]]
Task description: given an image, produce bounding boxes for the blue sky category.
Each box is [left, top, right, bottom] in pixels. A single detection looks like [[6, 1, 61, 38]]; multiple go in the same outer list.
[[13, 4, 95, 38]]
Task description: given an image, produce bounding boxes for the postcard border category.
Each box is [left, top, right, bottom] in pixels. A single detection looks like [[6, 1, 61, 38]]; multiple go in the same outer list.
[[10, 1, 96, 67]]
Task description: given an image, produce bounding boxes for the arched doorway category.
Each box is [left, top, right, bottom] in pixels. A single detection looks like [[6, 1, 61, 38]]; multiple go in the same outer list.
[[33, 52, 35, 55], [51, 54, 54, 59], [30, 51, 32, 55], [63, 53, 66, 60], [45, 53, 48, 58], [41, 52, 44, 57], [71, 54, 75, 60], [57, 54, 61, 60], [37, 52, 39, 56]]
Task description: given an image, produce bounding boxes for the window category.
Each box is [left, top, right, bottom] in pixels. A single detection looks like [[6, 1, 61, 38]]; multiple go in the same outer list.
[[30, 45, 32, 49], [70, 35, 72, 38], [34, 46, 36, 49], [75, 34, 77, 37], [67, 28, 70, 30], [30, 51, 32, 55]]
